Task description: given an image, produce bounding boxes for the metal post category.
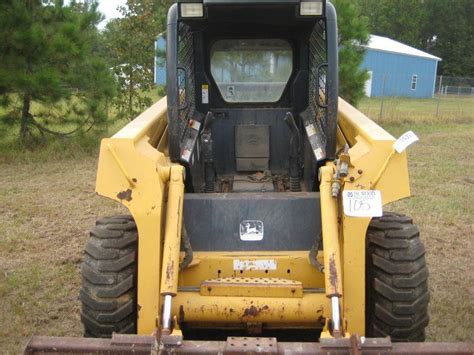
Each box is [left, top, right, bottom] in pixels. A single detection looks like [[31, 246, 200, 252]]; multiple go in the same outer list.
[[379, 74, 386, 120], [331, 296, 340, 332], [436, 75, 442, 118], [162, 295, 173, 330]]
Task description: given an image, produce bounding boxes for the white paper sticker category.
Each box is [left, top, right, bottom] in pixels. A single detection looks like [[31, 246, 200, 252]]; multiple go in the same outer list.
[[314, 148, 324, 161], [233, 259, 277, 271], [181, 148, 191, 162], [305, 124, 317, 136], [393, 131, 419, 153], [201, 84, 209, 104], [240, 220, 264, 241], [190, 120, 201, 131], [343, 190, 383, 217]]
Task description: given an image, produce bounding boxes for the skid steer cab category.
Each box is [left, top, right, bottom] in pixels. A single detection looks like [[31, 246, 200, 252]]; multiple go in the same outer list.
[[26, 0, 473, 354]]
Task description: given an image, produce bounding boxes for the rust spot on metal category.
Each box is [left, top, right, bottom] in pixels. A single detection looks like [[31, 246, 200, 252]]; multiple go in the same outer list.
[[242, 305, 260, 317], [350, 334, 362, 355], [117, 189, 132, 202], [241, 305, 269, 318], [329, 254, 338, 291], [166, 260, 174, 281]]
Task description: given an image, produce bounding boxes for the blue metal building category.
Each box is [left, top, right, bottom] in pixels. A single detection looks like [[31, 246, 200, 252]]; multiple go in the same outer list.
[[361, 35, 441, 98], [155, 36, 166, 86]]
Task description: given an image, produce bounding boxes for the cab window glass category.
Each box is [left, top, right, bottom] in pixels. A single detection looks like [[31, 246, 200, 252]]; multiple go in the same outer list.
[[210, 39, 293, 102]]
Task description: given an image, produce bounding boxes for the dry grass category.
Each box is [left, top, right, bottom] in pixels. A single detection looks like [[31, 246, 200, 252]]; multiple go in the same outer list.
[[384, 122, 474, 342], [0, 156, 126, 353], [0, 100, 473, 352], [359, 95, 474, 126]]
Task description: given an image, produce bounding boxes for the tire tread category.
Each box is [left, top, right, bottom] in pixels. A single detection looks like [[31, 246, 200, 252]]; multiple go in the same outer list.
[[80, 216, 137, 338], [366, 212, 430, 342]]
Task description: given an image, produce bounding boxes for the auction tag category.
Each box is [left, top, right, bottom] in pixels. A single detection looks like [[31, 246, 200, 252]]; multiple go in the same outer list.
[[201, 84, 209, 104], [343, 190, 383, 217], [393, 131, 419, 153]]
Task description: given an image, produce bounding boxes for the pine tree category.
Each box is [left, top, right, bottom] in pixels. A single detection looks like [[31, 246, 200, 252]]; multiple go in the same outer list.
[[104, 0, 173, 120], [333, 0, 370, 105], [0, 0, 115, 144]]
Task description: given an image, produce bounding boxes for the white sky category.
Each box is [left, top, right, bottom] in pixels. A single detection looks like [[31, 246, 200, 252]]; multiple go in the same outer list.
[[66, 0, 127, 29], [97, 0, 126, 27]]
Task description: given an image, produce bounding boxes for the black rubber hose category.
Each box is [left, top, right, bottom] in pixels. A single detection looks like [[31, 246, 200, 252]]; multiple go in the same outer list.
[[284, 112, 302, 192]]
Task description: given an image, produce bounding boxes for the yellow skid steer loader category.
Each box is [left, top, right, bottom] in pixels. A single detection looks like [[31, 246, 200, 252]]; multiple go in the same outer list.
[[25, 0, 472, 353]]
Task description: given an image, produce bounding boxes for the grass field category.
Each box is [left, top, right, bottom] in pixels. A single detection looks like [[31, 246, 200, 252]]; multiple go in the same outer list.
[[360, 95, 474, 125], [0, 97, 473, 352]]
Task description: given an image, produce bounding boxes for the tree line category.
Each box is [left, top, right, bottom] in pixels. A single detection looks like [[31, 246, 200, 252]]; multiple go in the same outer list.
[[358, 0, 473, 77], [0, 0, 471, 145], [334, 0, 473, 104]]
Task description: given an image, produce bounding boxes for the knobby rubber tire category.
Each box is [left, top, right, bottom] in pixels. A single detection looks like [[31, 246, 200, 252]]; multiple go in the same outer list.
[[366, 212, 430, 342], [80, 215, 138, 337]]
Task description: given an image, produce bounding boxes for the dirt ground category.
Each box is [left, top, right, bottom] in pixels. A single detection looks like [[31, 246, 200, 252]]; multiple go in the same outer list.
[[0, 122, 473, 352]]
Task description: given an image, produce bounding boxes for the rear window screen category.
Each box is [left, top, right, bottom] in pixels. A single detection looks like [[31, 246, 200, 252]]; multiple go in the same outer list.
[[210, 39, 293, 103]]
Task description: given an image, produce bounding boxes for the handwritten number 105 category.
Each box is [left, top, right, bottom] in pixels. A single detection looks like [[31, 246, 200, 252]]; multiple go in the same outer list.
[[349, 199, 371, 212]]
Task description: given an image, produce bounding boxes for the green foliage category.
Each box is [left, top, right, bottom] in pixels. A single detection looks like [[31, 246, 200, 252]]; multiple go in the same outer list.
[[103, 0, 172, 120], [358, 0, 429, 49], [0, 0, 116, 145], [357, 0, 474, 76], [333, 0, 370, 105], [423, 0, 473, 76]]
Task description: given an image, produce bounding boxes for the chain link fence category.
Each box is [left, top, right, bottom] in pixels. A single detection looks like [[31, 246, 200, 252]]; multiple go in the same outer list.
[[435, 76, 474, 96], [359, 74, 474, 124]]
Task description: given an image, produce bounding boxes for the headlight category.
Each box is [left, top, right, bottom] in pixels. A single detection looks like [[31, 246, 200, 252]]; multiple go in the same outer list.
[[181, 3, 204, 18], [300, 0, 324, 16]]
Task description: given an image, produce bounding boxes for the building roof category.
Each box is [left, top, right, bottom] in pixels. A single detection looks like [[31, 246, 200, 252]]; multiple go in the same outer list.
[[365, 35, 441, 61]]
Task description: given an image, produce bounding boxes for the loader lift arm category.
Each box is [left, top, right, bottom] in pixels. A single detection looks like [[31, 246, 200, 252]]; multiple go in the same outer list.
[[23, 96, 472, 355]]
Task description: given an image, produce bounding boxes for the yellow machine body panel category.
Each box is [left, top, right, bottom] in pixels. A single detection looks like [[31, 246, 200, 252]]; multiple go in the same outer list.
[[95, 96, 410, 336]]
